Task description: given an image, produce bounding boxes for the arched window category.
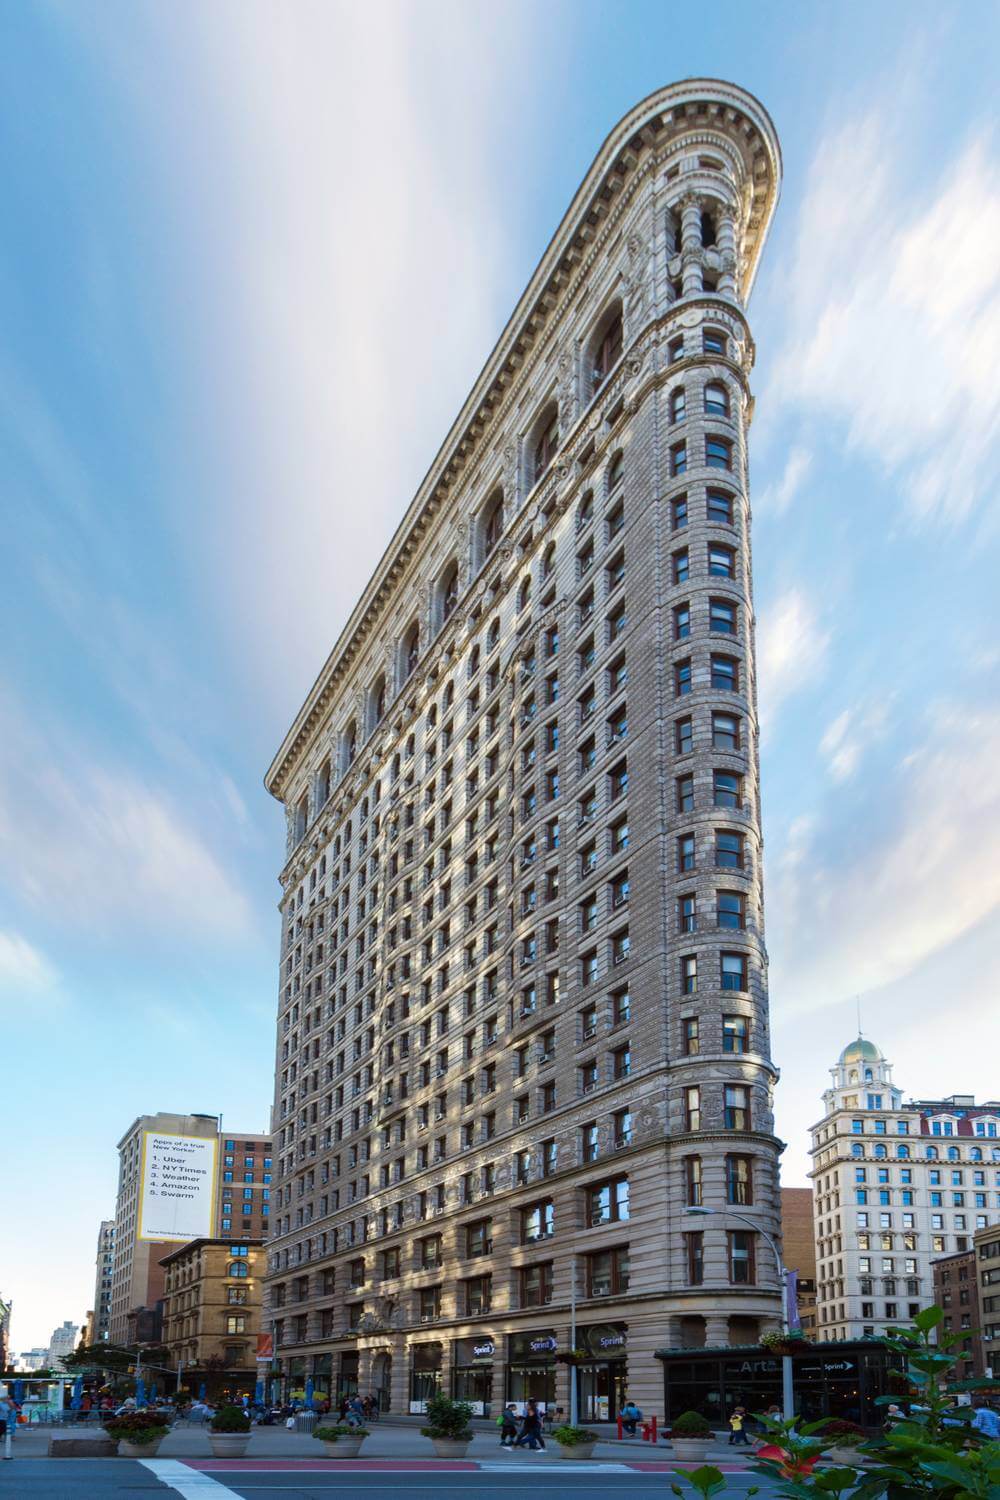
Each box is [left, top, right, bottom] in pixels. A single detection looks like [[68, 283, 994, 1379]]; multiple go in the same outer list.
[[229, 1262, 248, 1279], [401, 622, 420, 683], [541, 543, 556, 580], [897, 1144, 910, 1159], [481, 490, 504, 563], [577, 491, 593, 531], [874, 1144, 886, 1159], [532, 403, 559, 486], [517, 574, 532, 613], [440, 561, 459, 624], [926, 1146, 938, 1161], [591, 303, 623, 393], [487, 617, 500, 651], [947, 1146, 959, 1161], [704, 382, 729, 417], [607, 452, 625, 493], [670, 387, 686, 424], [971, 1147, 983, 1162], [851, 1143, 863, 1158]]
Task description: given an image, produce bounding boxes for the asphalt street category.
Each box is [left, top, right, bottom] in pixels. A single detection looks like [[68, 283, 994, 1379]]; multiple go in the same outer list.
[[0, 1460, 785, 1499]]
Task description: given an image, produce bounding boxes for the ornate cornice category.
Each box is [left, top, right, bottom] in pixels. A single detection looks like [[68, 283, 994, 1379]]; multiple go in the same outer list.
[[266, 80, 781, 802]]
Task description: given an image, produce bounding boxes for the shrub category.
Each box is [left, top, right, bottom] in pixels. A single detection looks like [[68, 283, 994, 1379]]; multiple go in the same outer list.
[[313, 1424, 368, 1441], [104, 1410, 169, 1444], [820, 1418, 864, 1445], [420, 1392, 473, 1441], [671, 1410, 712, 1438], [552, 1424, 597, 1445], [209, 1404, 251, 1433]]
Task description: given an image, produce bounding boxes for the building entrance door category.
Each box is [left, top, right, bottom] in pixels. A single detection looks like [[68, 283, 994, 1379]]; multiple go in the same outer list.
[[578, 1360, 627, 1422]]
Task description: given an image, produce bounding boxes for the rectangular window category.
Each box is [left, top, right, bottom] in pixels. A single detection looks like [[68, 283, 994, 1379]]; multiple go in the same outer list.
[[520, 1261, 553, 1308], [587, 1176, 630, 1226], [586, 1245, 630, 1297], [726, 1154, 753, 1205], [687, 1231, 704, 1284], [721, 951, 748, 992], [724, 1084, 749, 1130], [723, 1014, 748, 1052], [729, 1229, 755, 1283]]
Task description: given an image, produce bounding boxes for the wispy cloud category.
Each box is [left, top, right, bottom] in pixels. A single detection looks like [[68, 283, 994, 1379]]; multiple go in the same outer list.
[[0, 931, 58, 995], [757, 587, 831, 721], [756, 446, 812, 517], [819, 696, 892, 782], [0, 688, 252, 940], [769, 701, 1000, 1012], [767, 115, 1000, 527], [135, 0, 561, 712]]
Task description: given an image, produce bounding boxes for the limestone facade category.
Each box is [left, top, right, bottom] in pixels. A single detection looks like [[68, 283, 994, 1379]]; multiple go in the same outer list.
[[810, 1037, 1000, 1341], [264, 78, 784, 1419]]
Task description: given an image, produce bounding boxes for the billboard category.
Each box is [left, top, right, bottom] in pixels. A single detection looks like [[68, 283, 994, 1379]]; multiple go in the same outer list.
[[137, 1131, 218, 1242]]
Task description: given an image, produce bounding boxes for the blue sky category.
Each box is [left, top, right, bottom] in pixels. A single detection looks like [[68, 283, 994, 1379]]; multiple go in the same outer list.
[[3, 1, 999, 1351]]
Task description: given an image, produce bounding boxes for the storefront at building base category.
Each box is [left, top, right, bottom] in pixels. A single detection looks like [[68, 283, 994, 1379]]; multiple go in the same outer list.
[[656, 1341, 905, 1429]]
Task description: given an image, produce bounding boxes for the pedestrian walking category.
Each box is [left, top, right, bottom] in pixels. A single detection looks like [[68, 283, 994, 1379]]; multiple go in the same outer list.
[[729, 1406, 751, 1446], [498, 1403, 519, 1446], [514, 1399, 545, 1450]]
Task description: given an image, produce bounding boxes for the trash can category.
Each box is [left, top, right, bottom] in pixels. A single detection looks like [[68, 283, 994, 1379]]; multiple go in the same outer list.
[[294, 1411, 317, 1433]]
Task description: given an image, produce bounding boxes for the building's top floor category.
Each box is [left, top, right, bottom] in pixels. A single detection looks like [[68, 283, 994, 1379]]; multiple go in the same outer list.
[[264, 79, 781, 818], [817, 1037, 1000, 1141]]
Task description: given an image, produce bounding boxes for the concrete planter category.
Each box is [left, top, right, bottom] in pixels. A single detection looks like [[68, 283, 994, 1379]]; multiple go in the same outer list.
[[320, 1436, 366, 1458], [119, 1437, 164, 1458], [431, 1438, 471, 1458], [209, 1432, 251, 1457], [672, 1438, 713, 1461], [826, 1445, 865, 1466], [555, 1441, 596, 1460]]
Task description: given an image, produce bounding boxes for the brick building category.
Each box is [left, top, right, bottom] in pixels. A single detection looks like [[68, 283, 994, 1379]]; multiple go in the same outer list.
[[263, 79, 784, 1419], [781, 1187, 817, 1335], [108, 1113, 272, 1345], [160, 1238, 264, 1399], [933, 1247, 983, 1380]]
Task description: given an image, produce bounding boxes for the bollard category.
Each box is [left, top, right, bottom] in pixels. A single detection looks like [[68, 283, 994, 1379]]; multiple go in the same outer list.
[[616, 1415, 623, 1440], [3, 1424, 11, 1460], [651, 1415, 658, 1444]]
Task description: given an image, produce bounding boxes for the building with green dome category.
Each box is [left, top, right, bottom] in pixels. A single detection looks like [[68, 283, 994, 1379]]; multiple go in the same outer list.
[[809, 1038, 1000, 1342]]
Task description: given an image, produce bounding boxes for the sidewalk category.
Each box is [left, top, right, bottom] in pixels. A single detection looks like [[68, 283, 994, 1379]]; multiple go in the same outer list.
[[7, 1418, 751, 1466]]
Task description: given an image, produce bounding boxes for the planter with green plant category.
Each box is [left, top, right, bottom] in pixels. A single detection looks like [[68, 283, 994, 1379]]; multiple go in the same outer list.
[[818, 1418, 867, 1465], [104, 1410, 170, 1457], [312, 1423, 369, 1458], [552, 1423, 598, 1460], [669, 1409, 714, 1460], [208, 1403, 252, 1457], [420, 1392, 474, 1458]]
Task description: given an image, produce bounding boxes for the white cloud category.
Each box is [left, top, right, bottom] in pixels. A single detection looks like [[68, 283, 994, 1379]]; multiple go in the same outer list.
[[0, 931, 58, 995], [0, 689, 252, 940], [819, 697, 892, 782], [769, 702, 1000, 1014], [108, 1, 560, 712], [757, 587, 831, 721], [767, 119, 1000, 526], [756, 446, 812, 517]]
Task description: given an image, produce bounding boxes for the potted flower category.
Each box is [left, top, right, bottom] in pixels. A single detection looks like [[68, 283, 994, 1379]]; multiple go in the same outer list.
[[313, 1423, 369, 1458], [555, 1349, 587, 1364], [104, 1409, 170, 1458], [669, 1409, 713, 1460], [552, 1423, 598, 1460], [759, 1328, 803, 1358], [420, 1392, 473, 1458], [819, 1418, 867, 1465], [208, 1403, 252, 1457]]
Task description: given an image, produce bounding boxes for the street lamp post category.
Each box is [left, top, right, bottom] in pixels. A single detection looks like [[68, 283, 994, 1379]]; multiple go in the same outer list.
[[684, 1206, 794, 1422]]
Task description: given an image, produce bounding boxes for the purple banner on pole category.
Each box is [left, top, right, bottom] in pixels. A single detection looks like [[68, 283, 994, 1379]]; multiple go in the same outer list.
[[785, 1269, 801, 1331]]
